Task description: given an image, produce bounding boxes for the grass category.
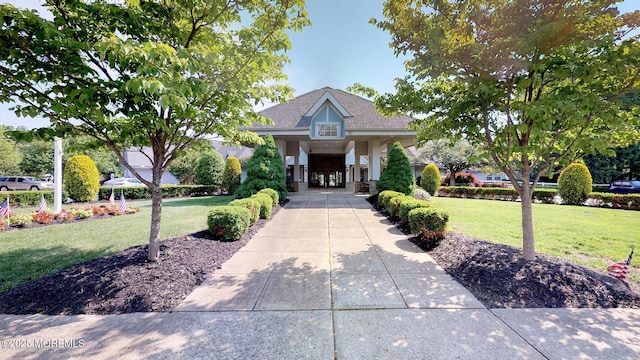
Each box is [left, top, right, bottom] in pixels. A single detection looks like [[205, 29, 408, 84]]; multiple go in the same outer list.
[[0, 195, 232, 293], [431, 197, 640, 276]]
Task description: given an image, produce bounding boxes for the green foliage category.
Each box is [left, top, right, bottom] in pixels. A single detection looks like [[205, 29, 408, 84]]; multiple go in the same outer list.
[[207, 206, 252, 241], [196, 151, 225, 188], [64, 155, 100, 202], [372, 0, 640, 260], [411, 187, 432, 201], [584, 142, 640, 183], [558, 163, 593, 206], [420, 163, 441, 196], [408, 207, 449, 244], [250, 193, 273, 219], [0, 0, 308, 260], [419, 139, 479, 186], [221, 157, 242, 194], [258, 188, 279, 206], [376, 142, 414, 195], [18, 139, 53, 177], [236, 134, 287, 201], [398, 198, 432, 224], [228, 198, 261, 224], [388, 194, 412, 219], [0, 126, 21, 174], [167, 149, 201, 185], [377, 190, 404, 212]]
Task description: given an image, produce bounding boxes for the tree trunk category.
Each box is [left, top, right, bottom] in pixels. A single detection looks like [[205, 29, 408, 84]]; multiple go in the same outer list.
[[448, 167, 456, 186], [520, 185, 536, 261], [147, 167, 164, 261]]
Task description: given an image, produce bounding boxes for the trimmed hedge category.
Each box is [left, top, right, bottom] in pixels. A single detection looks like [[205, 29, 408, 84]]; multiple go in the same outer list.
[[64, 155, 101, 202], [398, 198, 432, 224], [437, 186, 557, 203], [207, 206, 252, 241], [388, 194, 411, 219], [378, 190, 404, 213], [228, 198, 261, 224], [420, 163, 441, 196], [250, 193, 273, 219], [98, 185, 219, 200], [408, 206, 449, 244], [258, 188, 279, 206], [558, 163, 592, 205]]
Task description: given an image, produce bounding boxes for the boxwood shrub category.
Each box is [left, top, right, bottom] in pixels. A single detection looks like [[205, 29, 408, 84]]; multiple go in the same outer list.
[[378, 190, 404, 214], [408, 207, 449, 247], [228, 198, 261, 224], [398, 198, 432, 225], [250, 193, 273, 219], [388, 194, 412, 219], [207, 206, 252, 241], [257, 188, 279, 206]]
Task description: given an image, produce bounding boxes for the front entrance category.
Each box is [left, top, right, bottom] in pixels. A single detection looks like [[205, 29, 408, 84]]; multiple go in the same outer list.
[[309, 154, 345, 188]]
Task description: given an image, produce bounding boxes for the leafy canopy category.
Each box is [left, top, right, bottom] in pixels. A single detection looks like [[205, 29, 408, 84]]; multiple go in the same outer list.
[[371, 0, 640, 260]]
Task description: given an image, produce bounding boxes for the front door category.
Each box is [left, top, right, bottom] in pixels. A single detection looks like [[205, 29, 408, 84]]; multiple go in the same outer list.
[[309, 154, 345, 188]]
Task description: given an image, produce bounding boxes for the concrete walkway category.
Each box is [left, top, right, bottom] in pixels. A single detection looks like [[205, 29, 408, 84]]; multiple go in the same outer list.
[[1, 193, 640, 359]]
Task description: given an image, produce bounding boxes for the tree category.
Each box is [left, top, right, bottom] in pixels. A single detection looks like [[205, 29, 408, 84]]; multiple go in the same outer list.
[[196, 151, 224, 188], [19, 139, 53, 177], [0, 1, 308, 261], [0, 126, 21, 174], [558, 162, 592, 205], [236, 134, 287, 201], [221, 156, 242, 194], [376, 141, 414, 195], [419, 139, 479, 186], [64, 155, 101, 202], [372, 0, 640, 260]]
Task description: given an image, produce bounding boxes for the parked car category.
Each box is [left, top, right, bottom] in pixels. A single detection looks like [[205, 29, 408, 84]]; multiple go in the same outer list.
[[102, 177, 144, 187], [0, 176, 55, 191], [608, 180, 640, 194]]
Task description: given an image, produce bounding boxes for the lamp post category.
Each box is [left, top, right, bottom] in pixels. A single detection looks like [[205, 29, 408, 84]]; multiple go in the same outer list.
[[54, 137, 63, 214]]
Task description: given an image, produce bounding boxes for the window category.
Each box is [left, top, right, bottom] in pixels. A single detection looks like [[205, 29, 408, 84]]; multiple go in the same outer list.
[[317, 124, 339, 137]]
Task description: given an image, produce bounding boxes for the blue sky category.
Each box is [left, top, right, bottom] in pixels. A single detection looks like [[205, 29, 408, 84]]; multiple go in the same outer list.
[[1, 0, 639, 128]]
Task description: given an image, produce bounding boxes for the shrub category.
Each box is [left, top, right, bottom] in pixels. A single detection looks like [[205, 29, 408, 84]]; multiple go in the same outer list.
[[408, 207, 449, 246], [250, 193, 273, 219], [31, 211, 53, 224], [398, 198, 432, 224], [378, 190, 404, 212], [441, 172, 482, 187], [196, 151, 225, 188], [376, 142, 414, 195], [411, 187, 432, 201], [558, 163, 592, 205], [207, 206, 252, 241], [236, 134, 287, 201], [221, 156, 242, 194], [388, 194, 411, 219], [258, 188, 279, 206], [420, 163, 441, 196], [64, 155, 101, 202], [229, 198, 261, 224]]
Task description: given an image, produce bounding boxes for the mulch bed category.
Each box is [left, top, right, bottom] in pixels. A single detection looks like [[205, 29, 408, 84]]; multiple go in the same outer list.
[[1, 198, 639, 315]]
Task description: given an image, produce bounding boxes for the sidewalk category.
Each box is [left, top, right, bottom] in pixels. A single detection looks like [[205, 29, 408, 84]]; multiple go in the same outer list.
[[1, 193, 639, 359]]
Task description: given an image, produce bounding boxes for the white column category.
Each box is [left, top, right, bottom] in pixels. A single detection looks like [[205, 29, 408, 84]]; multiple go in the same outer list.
[[294, 153, 300, 182], [53, 137, 63, 214], [276, 139, 286, 177], [370, 139, 381, 180]]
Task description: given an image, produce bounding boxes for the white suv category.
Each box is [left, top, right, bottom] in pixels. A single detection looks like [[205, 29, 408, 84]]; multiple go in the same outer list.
[[0, 176, 55, 191]]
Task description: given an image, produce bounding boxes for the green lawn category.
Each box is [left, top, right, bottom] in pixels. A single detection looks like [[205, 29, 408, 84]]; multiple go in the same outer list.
[[431, 197, 640, 273], [0, 195, 232, 293]]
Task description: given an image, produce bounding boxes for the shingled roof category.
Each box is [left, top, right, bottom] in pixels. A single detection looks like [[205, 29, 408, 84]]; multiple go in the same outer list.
[[255, 87, 413, 130]]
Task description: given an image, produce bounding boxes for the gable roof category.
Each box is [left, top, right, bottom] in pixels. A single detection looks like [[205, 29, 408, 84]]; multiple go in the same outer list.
[[255, 87, 413, 130]]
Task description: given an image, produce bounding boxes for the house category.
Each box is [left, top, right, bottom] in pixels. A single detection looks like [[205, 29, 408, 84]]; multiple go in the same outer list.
[[245, 87, 416, 193]]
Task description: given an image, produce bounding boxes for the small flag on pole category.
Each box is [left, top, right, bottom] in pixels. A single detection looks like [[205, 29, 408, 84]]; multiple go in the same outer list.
[[608, 246, 635, 279], [37, 195, 47, 214], [109, 189, 115, 207], [0, 198, 10, 218], [118, 191, 127, 213]]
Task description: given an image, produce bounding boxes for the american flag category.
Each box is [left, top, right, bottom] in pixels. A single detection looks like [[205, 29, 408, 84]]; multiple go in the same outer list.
[[608, 246, 635, 279], [118, 192, 127, 213], [37, 195, 47, 214], [0, 198, 10, 218], [109, 189, 115, 206]]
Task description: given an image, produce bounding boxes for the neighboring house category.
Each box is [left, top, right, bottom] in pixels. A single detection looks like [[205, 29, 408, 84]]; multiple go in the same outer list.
[[243, 86, 416, 192], [121, 148, 179, 185], [209, 139, 254, 182]]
